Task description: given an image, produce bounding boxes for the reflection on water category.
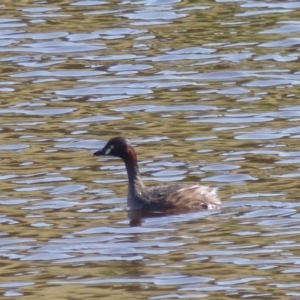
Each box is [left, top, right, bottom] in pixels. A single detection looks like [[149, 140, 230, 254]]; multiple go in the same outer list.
[[1, 0, 300, 299]]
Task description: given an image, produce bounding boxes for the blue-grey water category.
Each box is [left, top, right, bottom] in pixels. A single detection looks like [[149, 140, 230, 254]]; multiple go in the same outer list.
[[1, 0, 300, 299]]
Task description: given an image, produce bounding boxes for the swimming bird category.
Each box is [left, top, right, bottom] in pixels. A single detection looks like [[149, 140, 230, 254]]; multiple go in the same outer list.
[[93, 137, 221, 211]]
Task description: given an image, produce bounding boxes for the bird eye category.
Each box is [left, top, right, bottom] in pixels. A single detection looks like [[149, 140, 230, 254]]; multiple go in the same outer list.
[[110, 145, 114, 149]]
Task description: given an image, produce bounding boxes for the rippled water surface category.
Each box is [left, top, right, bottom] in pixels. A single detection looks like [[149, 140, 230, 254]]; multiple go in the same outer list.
[[1, 0, 300, 299]]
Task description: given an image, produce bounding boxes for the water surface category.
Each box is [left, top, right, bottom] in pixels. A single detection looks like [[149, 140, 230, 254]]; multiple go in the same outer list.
[[1, 0, 300, 299]]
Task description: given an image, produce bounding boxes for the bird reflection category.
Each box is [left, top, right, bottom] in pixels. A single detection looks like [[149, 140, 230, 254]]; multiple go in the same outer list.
[[128, 206, 212, 227]]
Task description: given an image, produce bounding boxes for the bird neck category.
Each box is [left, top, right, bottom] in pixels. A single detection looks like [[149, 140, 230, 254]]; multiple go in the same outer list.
[[122, 148, 145, 207]]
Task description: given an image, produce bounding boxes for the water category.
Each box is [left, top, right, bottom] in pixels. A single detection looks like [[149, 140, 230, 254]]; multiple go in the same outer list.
[[1, 0, 300, 299]]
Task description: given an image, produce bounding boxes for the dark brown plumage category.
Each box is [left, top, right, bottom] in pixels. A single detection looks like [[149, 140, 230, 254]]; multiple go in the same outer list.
[[93, 137, 221, 211]]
